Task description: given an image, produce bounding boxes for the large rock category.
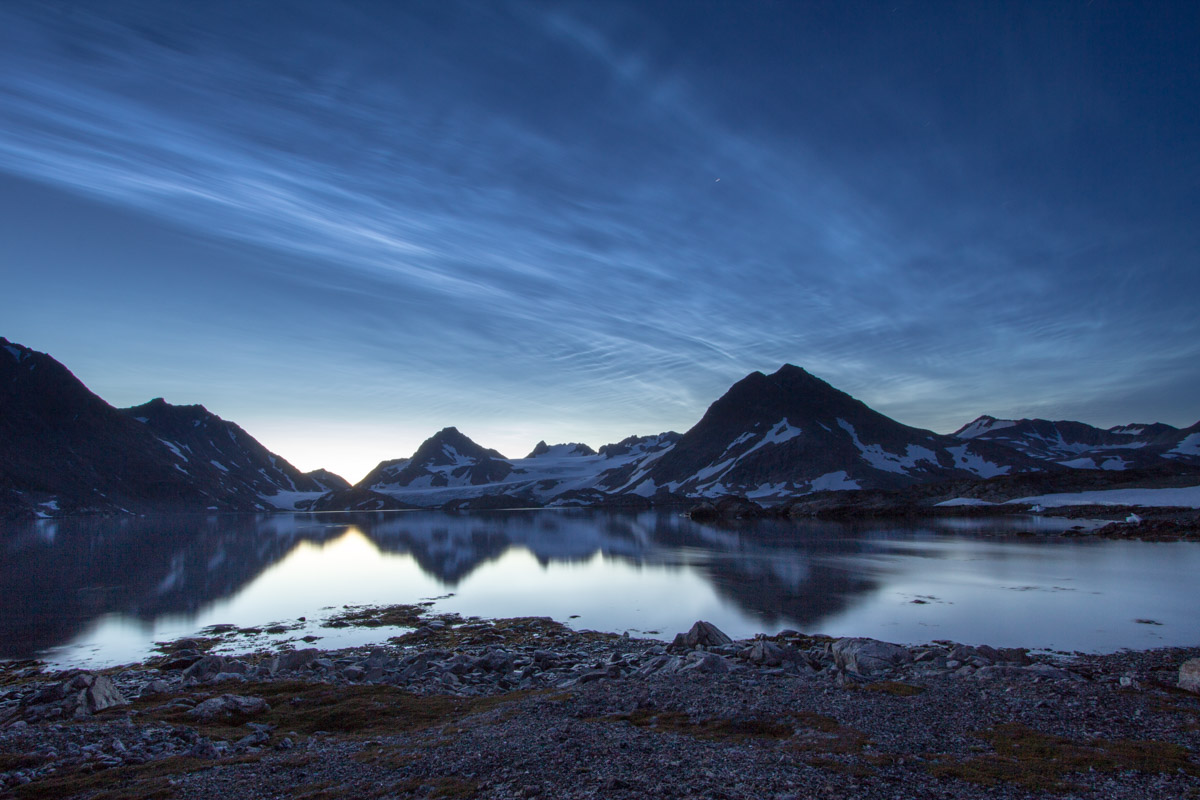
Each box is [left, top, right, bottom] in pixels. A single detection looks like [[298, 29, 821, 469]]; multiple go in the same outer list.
[[188, 694, 270, 721], [670, 621, 733, 651], [182, 656, 227, 683], [682, 652, 733, 673], [267, 648, 320, 675], [60, 673, 129, 717], [831, 638, 912, 675], [1180, 658, 1200, 693]]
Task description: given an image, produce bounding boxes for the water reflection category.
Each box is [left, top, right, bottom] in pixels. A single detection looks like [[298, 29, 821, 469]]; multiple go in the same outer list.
[[1, 510, 1196, 665]]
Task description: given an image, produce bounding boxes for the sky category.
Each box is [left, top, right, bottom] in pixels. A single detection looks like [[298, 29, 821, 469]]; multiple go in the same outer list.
[[1, 0, 1198, 483]]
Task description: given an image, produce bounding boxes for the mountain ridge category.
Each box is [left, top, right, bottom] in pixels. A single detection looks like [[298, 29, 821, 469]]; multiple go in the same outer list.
[[2, 336, 1197, 518]]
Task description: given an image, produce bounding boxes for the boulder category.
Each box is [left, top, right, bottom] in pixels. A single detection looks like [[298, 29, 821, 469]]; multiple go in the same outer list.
[[670, 621, 733, 651], [1179, 658, 1200, 694], [740, 638, 801, 667], [267, 648, 320, 675], [182, 656, 227, 683], [831, 638, 912, 675], [682, 652, 733, 673], [1023, 663, 1075, 681], [188, 694, 270, 721], [59, 673, 129, 717]]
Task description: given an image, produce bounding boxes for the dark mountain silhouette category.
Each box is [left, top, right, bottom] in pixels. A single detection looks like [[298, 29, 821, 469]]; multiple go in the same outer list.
[[0, 337, 345, 519]]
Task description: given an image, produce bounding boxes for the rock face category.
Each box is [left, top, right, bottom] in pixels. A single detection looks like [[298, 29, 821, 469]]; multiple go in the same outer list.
[[831, 638, 913, 675], [1180, 658, 1200, 693]]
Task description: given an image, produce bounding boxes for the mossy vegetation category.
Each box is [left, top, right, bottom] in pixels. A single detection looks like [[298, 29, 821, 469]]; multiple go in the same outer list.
[[927, 722, 1200, 791], [134, 680, 528, 741], [859, 681, 926, 697], [12, 754, 262, 800], [604, 708, 795, 741]]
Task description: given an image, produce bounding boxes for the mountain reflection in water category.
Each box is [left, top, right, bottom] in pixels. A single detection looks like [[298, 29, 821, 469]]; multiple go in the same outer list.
[[2, 510, 1197, 665]]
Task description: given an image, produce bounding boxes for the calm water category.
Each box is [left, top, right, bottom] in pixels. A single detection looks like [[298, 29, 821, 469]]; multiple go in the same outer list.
[[2, 510, 1197, 668]]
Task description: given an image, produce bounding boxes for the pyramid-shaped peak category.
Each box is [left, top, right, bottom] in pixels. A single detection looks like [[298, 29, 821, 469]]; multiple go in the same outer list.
[[771, 364, 814, 378], [412, 427, 506, 463]]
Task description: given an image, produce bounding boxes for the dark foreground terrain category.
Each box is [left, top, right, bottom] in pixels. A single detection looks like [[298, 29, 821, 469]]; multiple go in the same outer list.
[[2, 607, 1198, 800]]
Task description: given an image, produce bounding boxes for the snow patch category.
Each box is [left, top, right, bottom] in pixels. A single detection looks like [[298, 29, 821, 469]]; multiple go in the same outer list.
[[946, 445, 1010, 478], [808, 471, 860, 492], [158, 438, 188, 462], [1007, 485, 1200, 509], [629, 478, 658, 497], [746, 481, 791, 499], [956, 417, 1017, 439], [837, 419, 938, 474], [209, 460, 229, 472], [262, 490, 327, 510], [1058, 457, 1098, 470], [934, 497, 997, 507], [1171, 433, 1200, 456]]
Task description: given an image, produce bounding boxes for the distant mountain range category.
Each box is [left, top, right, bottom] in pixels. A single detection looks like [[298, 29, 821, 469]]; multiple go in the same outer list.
[[2, 336, 1197, 518]]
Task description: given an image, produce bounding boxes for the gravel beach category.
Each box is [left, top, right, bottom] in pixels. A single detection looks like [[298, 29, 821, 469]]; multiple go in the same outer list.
[[2, 608, 1198, 799]]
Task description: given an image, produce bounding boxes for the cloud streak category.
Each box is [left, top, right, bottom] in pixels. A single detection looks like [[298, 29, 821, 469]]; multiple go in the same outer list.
[[0, 1, 1196, 478]]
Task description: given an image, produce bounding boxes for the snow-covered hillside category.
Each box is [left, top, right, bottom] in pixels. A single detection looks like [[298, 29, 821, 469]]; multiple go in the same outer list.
[[952, 415, 1199, 470]]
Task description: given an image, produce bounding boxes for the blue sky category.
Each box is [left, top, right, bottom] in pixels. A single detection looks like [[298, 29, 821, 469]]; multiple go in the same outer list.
[[1, 0, 1197, 482]]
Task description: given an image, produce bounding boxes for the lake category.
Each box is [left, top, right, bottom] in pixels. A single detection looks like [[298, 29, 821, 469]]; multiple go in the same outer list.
[[2, 509, 1197, 668]]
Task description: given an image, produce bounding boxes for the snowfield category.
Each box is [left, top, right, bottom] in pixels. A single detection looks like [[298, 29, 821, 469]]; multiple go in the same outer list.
[[1005, 485, 1200, 509]]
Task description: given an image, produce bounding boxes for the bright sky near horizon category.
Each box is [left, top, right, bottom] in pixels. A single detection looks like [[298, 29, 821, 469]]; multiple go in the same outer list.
[[1, 1, 1198, 483]]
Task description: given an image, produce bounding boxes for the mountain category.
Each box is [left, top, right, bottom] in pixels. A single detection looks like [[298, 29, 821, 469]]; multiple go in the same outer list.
[[601, 365, 1045, 500], [953, 415, 1200, 470], [359, 429, 681, 508], [0, 337, 345, 518], [358, 427, 514, 492], [526, 440, 597, 458], [121, 398, 349, 510], [1, 337, 212, 518]]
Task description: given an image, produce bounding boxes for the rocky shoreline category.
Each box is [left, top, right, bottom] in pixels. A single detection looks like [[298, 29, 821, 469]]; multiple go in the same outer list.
[[2, 607, 1199, 799]]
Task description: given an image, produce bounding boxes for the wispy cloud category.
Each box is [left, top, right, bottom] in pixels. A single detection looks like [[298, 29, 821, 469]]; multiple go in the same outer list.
[[0, 0, 1196, 479]]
